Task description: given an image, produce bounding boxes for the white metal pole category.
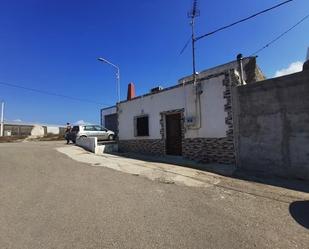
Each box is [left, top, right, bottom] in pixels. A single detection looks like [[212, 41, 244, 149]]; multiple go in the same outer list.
[[97, 57, 121, 103], [0, 102, 4, 137], [117, 67, 120, 103]]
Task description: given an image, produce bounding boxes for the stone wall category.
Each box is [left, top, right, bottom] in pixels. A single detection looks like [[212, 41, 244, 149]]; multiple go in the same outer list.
[[234, 70, 309, 180], [118, 139, 164, 155], [183, 137, 235, 164]]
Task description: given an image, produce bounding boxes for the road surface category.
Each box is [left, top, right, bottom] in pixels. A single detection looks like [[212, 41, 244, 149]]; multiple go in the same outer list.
[[0, 141, 308, 249]]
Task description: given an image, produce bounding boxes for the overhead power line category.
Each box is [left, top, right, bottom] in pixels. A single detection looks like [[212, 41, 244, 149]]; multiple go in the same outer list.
[[179, 36, 191, 55], [195, 0, 294, 41], [0, 81, 110, 106], [251, 13, 309, 56]]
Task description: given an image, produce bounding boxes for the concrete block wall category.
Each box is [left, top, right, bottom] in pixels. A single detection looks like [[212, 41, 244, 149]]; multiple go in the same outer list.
[[234, 70, 309, 180]]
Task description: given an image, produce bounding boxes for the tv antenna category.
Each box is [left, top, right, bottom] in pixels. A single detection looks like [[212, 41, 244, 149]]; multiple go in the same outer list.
[[188, 0, 200, 83]]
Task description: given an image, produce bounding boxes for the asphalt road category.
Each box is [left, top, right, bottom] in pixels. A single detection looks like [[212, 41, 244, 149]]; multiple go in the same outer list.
[[0, 141, 308, 249]]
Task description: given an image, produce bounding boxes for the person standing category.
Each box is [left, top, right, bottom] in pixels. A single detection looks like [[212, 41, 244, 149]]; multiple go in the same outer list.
[[65, 122, 72, 144]]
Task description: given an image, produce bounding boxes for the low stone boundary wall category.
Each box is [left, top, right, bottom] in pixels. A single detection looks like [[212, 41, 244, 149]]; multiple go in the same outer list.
[[76, 137, 118, 155], [118, 138, 235, 164], [96, 143, 119, 154], [76, 137, 97, 153]]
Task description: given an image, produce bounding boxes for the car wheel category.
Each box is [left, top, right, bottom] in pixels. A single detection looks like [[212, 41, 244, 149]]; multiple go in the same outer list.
[[108, 134, 114, 141]]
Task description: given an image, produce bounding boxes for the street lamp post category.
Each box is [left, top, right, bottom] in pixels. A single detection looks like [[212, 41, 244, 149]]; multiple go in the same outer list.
[[0, 101, 4, 137], [97, 57, 120, 103]]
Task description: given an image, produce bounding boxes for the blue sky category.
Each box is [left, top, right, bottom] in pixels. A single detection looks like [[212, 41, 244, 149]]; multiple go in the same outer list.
[[0, 0, 308, 125]]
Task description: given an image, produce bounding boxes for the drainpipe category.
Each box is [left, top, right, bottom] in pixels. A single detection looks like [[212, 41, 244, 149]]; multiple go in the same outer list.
[[183, 77, 202, 130], [190, 75, 202, 130], [195, 82, 202, 129], [237, 53, 245, 85], [182, 80, 188, 120]]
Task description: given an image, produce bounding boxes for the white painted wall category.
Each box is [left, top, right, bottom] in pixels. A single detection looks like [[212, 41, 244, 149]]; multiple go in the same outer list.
[[76, 136, 118, 155], [118, 75, 228, 140], [46, 126, 60, 134], [178, 58, 252, 85], [76, 136, 97, 153], [101, 106, 116, 127]]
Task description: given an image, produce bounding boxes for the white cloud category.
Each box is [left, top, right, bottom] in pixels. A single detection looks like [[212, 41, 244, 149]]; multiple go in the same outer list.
[[74, 120, 92, 125], [13, 119, 22, 122], [275, 61, 303, 77]]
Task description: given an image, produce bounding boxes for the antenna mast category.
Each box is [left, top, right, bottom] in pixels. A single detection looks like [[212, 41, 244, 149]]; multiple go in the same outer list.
[[188, 0, 200, 83]]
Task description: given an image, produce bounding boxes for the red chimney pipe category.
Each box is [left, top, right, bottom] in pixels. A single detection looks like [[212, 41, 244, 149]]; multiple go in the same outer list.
[[127, 82, 136, 100]]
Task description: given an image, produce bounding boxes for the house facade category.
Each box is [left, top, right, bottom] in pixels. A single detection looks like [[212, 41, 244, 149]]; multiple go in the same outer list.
[[100, 54, 309, 180], [115, 57, 264, 164], [98, 57, 265, 164]]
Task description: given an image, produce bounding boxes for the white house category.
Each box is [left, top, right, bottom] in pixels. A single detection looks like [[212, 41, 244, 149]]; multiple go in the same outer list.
[[104, 57, 264, 164]]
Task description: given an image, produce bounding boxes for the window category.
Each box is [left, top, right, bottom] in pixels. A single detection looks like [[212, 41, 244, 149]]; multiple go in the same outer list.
[[135, 115, 149, 136], [84, 125, 94, 131], [93, 125, 103, 131], [71, 126, 79, 132]]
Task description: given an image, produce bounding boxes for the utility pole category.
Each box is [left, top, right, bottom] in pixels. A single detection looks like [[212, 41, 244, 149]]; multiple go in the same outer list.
[[188, 0, 200, 83], [0, 101, 4, 137]]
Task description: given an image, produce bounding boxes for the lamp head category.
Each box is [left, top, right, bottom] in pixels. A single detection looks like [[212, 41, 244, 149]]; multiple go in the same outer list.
[[97, 57, 108, 63]]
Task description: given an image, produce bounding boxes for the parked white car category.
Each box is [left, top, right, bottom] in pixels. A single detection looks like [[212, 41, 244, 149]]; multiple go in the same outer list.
[[69, 125, 115, 143]]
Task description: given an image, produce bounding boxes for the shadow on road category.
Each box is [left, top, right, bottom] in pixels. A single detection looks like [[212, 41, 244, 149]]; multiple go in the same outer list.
[[289, 201, 309, 229], [112, 152, 309, 194], [233, 170, 309, 194]]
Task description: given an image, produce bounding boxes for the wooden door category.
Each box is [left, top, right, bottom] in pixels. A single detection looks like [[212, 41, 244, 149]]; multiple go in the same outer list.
[[166, 113, 182, 155]]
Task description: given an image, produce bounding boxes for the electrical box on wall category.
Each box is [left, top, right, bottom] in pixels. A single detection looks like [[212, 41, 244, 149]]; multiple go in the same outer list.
[[185, 116, 196, 126]]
